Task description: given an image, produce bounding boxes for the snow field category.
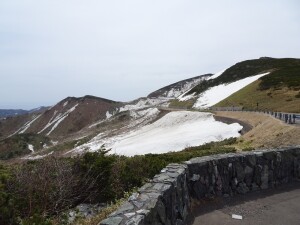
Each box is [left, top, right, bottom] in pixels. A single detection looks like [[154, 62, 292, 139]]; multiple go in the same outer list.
[[193, 72, 270, 109], [72, 111, 242, 157], [177, 69, 225, 102]]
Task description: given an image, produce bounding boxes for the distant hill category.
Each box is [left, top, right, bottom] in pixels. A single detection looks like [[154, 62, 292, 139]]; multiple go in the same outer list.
[[0, 106, 49, 118], [0, 95, 122, 140], [0, 109, 28, 118]]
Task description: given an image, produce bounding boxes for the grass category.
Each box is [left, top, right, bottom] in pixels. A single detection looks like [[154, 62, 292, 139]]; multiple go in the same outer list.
[[186, 57, 300, 96], [168, 99, 196, 109], [215, 80, 300, 113], [69, 191, 133, 225]]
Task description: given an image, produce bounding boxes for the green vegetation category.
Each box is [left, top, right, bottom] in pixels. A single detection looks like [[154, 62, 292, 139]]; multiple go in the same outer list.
[[168, 99, 196, 109], [187, 57, 300, 96], [0, 133, 50, 160], [215, 80, 300, 112], [0, 138, 237, 224]]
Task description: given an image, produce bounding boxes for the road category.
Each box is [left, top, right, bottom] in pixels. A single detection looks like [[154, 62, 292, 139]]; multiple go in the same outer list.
[[190, 183, 300, 225]]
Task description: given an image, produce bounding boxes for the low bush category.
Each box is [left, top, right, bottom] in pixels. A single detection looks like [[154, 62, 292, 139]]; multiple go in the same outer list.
[[0, 138, 237, 224]]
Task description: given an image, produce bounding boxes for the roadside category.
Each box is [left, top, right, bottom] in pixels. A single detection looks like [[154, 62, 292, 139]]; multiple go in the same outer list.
[[214, 111, 300, 149]]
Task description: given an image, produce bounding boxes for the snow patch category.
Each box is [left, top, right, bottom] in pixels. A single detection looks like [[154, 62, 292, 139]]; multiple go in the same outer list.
[[63, 101, 69, 107], [28, 144, 34, 152], [89, 120, 105, 128], [23, 151, 54, 160], [177, 69, 226, 102], [38, 104, 79, 135], [71, 111, 242, 157], [8, 114, 42, 136], [193, 73, 270, 109], [106, 111, 113, 119], [120, 98, 168, 112], [207, 69, 226, 80], [178, 92, 196, 101]]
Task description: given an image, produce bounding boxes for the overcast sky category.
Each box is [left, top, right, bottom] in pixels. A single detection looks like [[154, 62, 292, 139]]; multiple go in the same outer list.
[[0, 0, 299, 109]]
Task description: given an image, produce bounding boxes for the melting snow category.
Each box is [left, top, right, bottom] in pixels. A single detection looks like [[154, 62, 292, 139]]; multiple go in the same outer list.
[[193, 73, 270, 109], [23, 151, 54, 160], [38, 104, 79, 135], [162, 77, 206, 98], [177, 69, 226, 102], [119, 98, 168, 112], [207, 69, 226, 80], [9, 114, 42, 136], [63, 101, 69, 107], [28, 144, 34, 152], [106, 111, 113, 119], [71, 111, 242, 157]]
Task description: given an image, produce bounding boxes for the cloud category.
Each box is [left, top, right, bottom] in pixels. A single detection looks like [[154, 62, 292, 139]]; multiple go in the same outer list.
[[0, 0, 299, 109]]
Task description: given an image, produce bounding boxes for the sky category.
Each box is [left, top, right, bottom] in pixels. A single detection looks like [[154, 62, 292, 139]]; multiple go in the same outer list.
[[0, 0, 299, 109]]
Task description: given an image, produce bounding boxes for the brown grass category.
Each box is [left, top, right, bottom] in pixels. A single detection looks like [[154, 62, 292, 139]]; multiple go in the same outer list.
[[215, 111, 300, 150]]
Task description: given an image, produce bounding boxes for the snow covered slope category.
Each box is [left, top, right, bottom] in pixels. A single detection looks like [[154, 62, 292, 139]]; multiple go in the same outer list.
[[71, 111, 242, 156], [193, 73, 269, 109], [148, 74, 211, 98]]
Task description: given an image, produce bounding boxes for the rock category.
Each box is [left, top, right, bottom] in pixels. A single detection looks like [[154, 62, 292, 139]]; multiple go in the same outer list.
[[261, 165, 269, 189], [237, 182, 249, 194], [100, 216, 123, 225]]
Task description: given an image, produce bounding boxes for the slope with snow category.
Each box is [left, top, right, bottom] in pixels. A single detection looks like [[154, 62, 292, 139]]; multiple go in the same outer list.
[[38, 103, 79, 135], [193, 72, 270, 109], [119, 98, 169, 112], [177, 69, 226, 102], [70, 111, 242, 157]]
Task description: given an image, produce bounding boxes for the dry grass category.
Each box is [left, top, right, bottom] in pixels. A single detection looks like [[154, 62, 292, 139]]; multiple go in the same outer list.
[[215, 111, 300, 150]]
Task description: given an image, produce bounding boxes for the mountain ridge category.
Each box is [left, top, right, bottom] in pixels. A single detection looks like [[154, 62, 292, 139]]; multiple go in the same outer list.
[[0, 56, 299, 160]]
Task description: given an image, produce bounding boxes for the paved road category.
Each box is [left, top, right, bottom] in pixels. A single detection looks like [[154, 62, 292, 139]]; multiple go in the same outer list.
[[190, 183, 300, 225]]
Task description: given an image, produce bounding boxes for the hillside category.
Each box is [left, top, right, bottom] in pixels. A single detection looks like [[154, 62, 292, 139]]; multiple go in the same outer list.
[[215, 79, 300, 112], [0, 133, 50, 160], [0, 57, 299, 161], [147, 74, 211, 98], [0, 95, 122, 140], [187, 57, 300, 96], [175, 57, 300, 110]]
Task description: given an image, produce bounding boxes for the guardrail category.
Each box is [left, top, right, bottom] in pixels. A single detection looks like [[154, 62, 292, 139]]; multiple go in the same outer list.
[[210, 107, 300, 125]]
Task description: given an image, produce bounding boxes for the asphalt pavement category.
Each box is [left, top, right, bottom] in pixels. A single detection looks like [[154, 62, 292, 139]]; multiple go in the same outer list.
[[190, 182, 300, 225]]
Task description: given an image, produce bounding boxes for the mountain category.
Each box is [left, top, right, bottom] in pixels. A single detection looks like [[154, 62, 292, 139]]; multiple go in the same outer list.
[[0, 107, 49, 118], [147, 74, 211, 98], [179, 57, 300, 112], [0, 56, 299, 160], [0, 109, 29, 118], [0, 96, 121, 140]]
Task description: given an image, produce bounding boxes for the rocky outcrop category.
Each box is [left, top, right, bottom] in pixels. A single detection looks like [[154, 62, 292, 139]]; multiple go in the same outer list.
[[100, 146, 300, 225]]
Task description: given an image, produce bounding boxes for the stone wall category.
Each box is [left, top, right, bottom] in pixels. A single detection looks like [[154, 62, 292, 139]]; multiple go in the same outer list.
[[100, 147, 300, 225]]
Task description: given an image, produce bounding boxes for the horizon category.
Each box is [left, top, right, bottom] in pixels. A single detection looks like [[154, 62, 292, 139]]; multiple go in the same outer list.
[[1, 0, 300, 110]]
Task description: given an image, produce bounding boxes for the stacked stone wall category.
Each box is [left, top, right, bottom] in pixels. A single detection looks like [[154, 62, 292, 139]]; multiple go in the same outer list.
[[100, 146, 300, 225]]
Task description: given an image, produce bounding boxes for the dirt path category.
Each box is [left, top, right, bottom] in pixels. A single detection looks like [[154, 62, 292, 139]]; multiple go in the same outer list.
[[214, 111, 300, 149]]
